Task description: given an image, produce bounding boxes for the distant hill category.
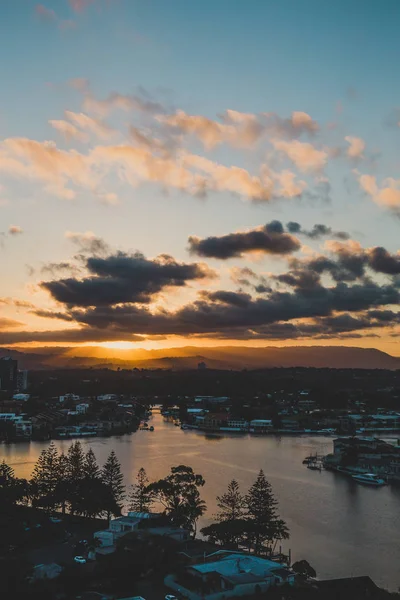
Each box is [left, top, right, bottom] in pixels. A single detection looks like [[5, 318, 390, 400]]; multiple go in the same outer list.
[[1, 345, 400, 371]]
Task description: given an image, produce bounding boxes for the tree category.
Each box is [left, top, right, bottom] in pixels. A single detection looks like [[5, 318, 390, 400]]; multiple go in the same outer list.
[[201, 479, 246, 547], [54, 452, 69, 515], [245, 470, 289, 555], [292, 559, 316, 580], [66, 441, 85, 514], [128, 467, 154, 513], [101, 450, 125, 521], [148, 465, 206, 536], [0, 460, 27, 508], [31, 442, 62, 512]]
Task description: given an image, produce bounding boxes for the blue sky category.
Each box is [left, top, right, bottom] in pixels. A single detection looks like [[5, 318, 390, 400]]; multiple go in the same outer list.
[[1, 0, 400, 353]]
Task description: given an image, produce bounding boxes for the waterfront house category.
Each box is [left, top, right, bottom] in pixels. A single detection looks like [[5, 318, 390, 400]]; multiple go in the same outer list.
[[165, 552, 295, 600], [327, 436, 400, 480], [203, 413, 229, 430], [249, 419, 273, 433]]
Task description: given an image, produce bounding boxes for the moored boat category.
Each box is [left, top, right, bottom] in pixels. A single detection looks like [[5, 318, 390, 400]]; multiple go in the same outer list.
[[352, 473, 386, 486]]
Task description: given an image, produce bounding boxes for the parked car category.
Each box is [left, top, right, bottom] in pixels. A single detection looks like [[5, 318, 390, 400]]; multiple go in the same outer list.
[[74, 556, 87, 564], [49, 516, 63, 523]]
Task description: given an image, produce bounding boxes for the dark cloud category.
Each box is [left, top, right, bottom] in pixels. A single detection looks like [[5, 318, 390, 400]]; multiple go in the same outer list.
[[367, 247, 400, 275], [290, 243, 400, 282], [53, 279, 400, 340], [0, 328, 146, 344], [188, 221, 300, 259], [41, 251, 214, 307], [286, 222, 350, 240], [201, 291, 252, 308]]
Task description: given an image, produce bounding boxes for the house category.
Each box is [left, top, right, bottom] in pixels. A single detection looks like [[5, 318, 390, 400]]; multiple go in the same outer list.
[[165, 552, 295, 600], [110, 515, 141, 535], [97, 394, 119, 402], [203, 413, 229, 430], [226, 419, 249, 431], [95, 512, 189, 553], [14, 417, 32, 438], [12, 393, 30, 401], [249, 419, 273, 433], [59, 393, 80, 403]]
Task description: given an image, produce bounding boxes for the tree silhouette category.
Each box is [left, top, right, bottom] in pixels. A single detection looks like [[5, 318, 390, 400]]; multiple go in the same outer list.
[[128, 467, 154, 513], [245, 470, 289, 554], [101, 450, 125, 522], [201, 479, 246, 547], [148, 465, 206, 536]]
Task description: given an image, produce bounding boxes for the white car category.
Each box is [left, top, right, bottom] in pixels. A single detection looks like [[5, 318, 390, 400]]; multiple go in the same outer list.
[[165, 595, 178, 600], [74, 556, 87, 564]]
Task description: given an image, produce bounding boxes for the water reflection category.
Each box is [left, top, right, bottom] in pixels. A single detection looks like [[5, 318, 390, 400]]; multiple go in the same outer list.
[[1, 412, 399, 590]]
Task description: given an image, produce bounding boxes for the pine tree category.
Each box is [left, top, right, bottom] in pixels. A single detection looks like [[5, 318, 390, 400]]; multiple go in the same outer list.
[[83, 448, 100, 480], [55, 452, 69, 515], [0, 461, 25, 507], [245, 470, 289, 554], [66, 441, 85, 514], [201, 479, 246, 547], [79, 448, 107, 518], [31, 442, 61, 512], [101, 450, 125, 521], [128, 467, 154, 513], [216, 479, 246, 522]]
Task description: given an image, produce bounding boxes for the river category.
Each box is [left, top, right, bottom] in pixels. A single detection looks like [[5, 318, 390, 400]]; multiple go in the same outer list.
[[1, 411, 399, 591]]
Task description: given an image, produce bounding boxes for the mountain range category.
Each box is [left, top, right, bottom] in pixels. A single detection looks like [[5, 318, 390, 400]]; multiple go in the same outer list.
[[1, 345, 400, 371]]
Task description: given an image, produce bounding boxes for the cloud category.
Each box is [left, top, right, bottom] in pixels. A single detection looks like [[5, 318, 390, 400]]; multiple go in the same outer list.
[[0, 138, 94, 200], [49, 120, 87, 142], [50, 111, 113, 142], [157, 109, 262, 149], [286, 222, 349, 240], [8, 225, 23, 235], [188, 221, 301, 259], [358, 173, 400, 211], [35, 4, 76, 29], [35, 4, 56, 21], [290, 239, 400, 281], [47, 277, 400, 340], [345, 136, 365, 159], [69, 0, 95, 11], [158, 109, 319, 150], [0, 318, 24, 330], [82, 90, 165, 118], [41, 251, 215, 307], [271, 139, 328, 172], [0, 328, 146, 344], [64, 230, 110, 255], [0, 297, 35, 309]]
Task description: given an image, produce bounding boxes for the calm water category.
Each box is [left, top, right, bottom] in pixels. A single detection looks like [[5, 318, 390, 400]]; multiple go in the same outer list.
[[1, 412, 399, 591]]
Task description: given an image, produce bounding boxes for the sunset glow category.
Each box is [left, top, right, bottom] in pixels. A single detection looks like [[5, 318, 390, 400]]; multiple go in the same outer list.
[[1, 1, 400, 359]]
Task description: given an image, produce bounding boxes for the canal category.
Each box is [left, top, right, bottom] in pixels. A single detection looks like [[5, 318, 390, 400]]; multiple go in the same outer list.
[[1, 412, 399, 590]]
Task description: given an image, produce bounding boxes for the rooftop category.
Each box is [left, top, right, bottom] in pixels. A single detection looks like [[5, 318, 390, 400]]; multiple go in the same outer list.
[[190, 552, 286, 578]]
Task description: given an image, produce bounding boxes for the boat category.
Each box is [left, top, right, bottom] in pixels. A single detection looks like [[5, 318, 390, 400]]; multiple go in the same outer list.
[[352, 473, 386, 486], [307, 464, 322, 471]]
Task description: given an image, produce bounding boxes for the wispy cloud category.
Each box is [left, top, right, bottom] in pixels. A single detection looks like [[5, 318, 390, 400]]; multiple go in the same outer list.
[[35, 4, 76, 29]]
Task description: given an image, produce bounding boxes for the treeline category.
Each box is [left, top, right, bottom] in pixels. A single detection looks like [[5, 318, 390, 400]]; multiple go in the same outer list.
[[0, 443, 289, 554], [0, 442, 125, 520]]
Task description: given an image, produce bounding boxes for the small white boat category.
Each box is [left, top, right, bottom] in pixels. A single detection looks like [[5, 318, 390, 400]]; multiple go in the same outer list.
[[352, 473, 386, 486]]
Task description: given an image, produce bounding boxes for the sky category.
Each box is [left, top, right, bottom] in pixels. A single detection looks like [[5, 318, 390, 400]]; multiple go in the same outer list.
[[1, 0, 400, 355]]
